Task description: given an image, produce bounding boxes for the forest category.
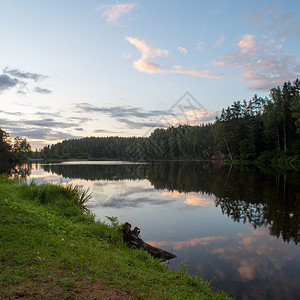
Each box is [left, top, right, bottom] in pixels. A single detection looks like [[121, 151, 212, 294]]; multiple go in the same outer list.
[[1, 79, 299, 163], [39, 79, 300, 162]]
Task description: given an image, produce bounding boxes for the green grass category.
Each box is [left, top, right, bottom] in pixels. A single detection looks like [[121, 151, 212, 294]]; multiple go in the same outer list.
[[0, 175, 233, 299]]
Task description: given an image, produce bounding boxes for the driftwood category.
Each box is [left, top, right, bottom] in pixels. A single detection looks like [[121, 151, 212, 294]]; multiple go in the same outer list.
[[121, 222, 176, 260]]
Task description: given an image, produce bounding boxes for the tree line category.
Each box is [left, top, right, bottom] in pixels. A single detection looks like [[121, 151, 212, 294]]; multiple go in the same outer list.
[[40, 79, 300, 162]]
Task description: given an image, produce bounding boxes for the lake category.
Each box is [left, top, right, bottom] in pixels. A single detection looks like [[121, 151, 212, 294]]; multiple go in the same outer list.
[[10, 161, 300, 300]]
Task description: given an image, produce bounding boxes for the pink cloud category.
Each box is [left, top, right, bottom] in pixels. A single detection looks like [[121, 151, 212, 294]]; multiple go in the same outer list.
[[126, 36, 225, 79], [217, 34, 300, 90], [125, 36, 168, 74], [172, 65, 226, 79], [238, 34, 256, 55], [133, 59, 165, 74]]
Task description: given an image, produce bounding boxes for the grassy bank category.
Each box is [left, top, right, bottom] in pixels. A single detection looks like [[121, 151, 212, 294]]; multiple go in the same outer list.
[[0, 176, 232, 299]]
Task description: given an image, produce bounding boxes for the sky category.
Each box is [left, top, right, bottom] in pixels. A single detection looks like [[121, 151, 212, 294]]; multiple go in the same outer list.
[[1, 0, 300, 149]]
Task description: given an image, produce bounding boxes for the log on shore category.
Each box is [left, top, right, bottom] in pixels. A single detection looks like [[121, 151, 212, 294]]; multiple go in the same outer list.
[[121, 222, 176, 260]]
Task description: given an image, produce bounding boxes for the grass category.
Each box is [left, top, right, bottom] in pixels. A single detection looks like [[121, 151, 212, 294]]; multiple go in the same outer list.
[[0, 175, 233, 299]]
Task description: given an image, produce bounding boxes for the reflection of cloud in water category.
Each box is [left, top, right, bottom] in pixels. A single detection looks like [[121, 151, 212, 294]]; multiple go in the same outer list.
[[85, 180, 175, 208], [161, 191, 215, 206], [100, 196, 173, 208], [148, 235, 227, 250], [148, 227, 300, 299], [208, 227, 299, 300], [211, 227, 298, 281]]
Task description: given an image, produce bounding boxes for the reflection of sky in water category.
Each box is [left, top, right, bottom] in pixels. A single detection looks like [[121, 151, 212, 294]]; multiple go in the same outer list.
[[27, 163, 300, 300]]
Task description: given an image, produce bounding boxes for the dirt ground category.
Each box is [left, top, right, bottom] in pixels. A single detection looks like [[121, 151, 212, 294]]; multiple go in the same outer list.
[[0, 275, 148, 299]]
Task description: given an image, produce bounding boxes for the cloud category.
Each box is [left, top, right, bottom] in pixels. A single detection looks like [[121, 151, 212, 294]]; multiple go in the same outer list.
[[1, 123, 81, 141], [34, 87, 52, 94], [161, 109, 220, 126], [238, 34, 256, 55], [147, 235, 227, 250], [0, 115, 83, 148], [67, 116, 92, 123], [94, 129, 112, 133], [0, 67, 50, 94], [245, 3, 300, 38], [75, 103, 170, 129], [195, 41, 204, 52], [0, 109, 23, 116], [125, 36, 168, 74], [0, 74, 18, 92], [161, 191, 215, 206], [76, 91, 217, 132], [75, 103, 166, 119], [133, 59, 165, 74], [35, 111, 62, 118], [126, 36, 225, 78], [177, 46, 188, 54], [116, 117, 167, 129], [214, 35, 226, 48], [75, 101, 218, 130], [1, 117, 77, 130], [3, 68, 47, 81], [98, 2, 137, 23], [172, 65, 225, 79], [216, 34, 300, 90], [22, 118, 76, 128]]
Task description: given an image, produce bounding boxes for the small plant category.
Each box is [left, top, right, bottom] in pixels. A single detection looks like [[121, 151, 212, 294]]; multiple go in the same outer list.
[[105, 216, 124, 246], [56, 277, 76, 288]]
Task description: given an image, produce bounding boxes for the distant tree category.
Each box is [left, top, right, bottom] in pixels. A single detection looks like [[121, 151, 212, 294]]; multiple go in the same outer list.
[[12, 136, 32, 161], [0, 128, 13, 161]]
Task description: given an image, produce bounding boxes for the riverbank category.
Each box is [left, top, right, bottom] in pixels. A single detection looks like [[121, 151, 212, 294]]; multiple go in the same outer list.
[[0, 176, 232, 299]]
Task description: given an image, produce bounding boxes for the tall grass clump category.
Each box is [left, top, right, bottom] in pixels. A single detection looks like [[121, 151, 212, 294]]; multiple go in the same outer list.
[[18, 180, 94, 223], [63, 183, 92, 212]]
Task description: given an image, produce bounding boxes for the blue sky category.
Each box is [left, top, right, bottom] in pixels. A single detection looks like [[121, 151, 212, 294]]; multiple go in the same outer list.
[[1, 0, 300, 149]]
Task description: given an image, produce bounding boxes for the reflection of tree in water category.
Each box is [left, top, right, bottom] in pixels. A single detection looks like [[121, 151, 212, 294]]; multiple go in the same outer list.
[[0, 162, 32, 179], [147, 161, 300, 245], [40, 161, 300, 245], [41, 164, 149, 181], [214, 168, 300, 245]]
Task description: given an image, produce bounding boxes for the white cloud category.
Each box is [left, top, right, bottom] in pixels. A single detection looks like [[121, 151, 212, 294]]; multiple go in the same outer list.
[[214, 35, 226, 48], [195, 41, 204, 52], [177, 46, 188, 54], [122, 53, 133, 59], [97, 2, 137, 23]]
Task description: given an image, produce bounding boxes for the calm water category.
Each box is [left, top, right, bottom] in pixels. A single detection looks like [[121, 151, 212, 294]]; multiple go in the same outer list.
[[9, 161, 300, 300]]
